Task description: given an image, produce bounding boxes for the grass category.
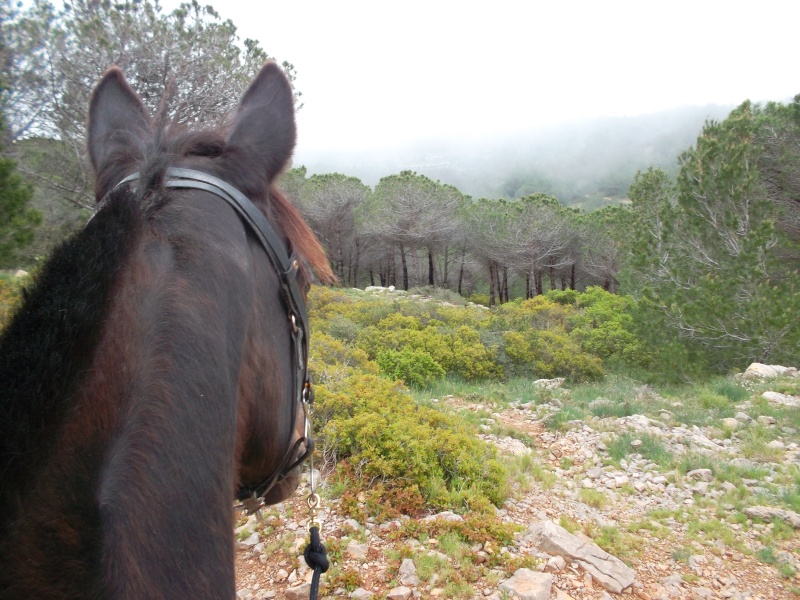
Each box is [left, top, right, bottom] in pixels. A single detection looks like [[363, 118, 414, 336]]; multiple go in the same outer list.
[[414, 376, 537, 409], [626, 518, 671, 539], [415, 552, 450, 581], [583, 523, 644, 563], [606, 432, 672, 467], [580, 488, 610, 509], [756, 547, 798, 579], [686, 518, 743, 551]]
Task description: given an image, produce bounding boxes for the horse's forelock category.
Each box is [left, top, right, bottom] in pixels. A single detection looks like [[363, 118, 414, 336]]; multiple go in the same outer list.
[[139, 125, 334, 287]]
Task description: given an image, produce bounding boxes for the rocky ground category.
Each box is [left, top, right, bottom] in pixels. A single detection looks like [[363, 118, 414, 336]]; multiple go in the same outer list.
[[234, 372, 800, 599]]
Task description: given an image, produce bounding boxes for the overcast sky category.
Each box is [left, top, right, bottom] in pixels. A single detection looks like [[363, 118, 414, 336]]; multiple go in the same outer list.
[[161, 0, 797, 154]]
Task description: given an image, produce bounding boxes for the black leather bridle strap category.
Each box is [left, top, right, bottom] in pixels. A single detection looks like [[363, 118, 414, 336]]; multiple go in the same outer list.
[[163, 168, 309, 343]]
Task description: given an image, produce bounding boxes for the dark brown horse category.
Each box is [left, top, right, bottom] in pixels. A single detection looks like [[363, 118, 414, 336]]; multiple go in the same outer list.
[[0, 63, 333, 598]]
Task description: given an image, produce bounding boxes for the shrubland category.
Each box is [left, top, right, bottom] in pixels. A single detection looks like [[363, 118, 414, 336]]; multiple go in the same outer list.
[[305, 284, 649, 514]]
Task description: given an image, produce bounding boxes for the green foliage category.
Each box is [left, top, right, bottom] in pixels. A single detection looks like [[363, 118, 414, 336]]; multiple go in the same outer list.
[[0, 147, 41, 268], [356, 311, 501, 383], [0, 168, 36, 249], [502, 328, 603, 381], [315, 373, 508, 511], [627, 99, 800, 371], [569, 286, 644, 363], [0, 272, 26, 329], [544, 288, 579, 305], [376, 347, 445, 388], [607, 432, 672, 467]]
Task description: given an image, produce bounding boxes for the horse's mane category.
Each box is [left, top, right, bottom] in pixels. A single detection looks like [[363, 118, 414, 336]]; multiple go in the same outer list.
[[0, 192, 143, 520]]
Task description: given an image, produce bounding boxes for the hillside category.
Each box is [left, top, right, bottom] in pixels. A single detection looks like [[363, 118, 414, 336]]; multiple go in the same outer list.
[[234, 363, 800, 599], [231, 288, 800, 599], [294, 104, 735, 209]]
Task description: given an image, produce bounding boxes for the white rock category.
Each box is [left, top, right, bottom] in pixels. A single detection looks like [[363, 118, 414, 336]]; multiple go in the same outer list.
[[744, 363, 780, 379], [398, 558, 419, 586], [346, 539, 369, 560], [499, 568, 553, 600], [762, 392, 800, 407], [386, 586, 412, 600], [284, 583, 312, 600]]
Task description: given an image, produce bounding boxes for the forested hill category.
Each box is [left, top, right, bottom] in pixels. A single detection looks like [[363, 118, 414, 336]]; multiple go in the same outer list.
[[296, 103, 735, 210]]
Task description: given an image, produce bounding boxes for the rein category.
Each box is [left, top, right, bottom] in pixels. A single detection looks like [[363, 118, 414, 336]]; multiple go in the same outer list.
[[104, 167, 329, 595]]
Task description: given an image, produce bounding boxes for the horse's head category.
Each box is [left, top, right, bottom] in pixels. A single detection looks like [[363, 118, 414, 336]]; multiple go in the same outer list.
[[87, 64, 333, 511]]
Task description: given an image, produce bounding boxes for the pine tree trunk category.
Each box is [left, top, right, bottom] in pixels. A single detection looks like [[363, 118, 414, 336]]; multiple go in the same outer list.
[[428, 247, 435, 286], [399, 244, 409, 290], [352, 241, 361, 288], [443, 245, 449, 288], [489, 262, 497, 307]]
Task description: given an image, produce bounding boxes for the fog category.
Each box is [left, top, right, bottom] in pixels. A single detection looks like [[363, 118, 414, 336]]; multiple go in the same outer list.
[[152, 0, 798, 207], [292, 103, 737, 207]]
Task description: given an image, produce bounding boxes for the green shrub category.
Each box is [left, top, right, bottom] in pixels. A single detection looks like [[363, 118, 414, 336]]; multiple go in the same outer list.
[[447, 326, 503, 380], [467, 293, 490, 307], [544, 288, 579, 306], [492, 296, 572, 332], [308, 331, 380, 384], [502, 328, 604, 382], [314, 373, 509, 511], [358, 318, 501, 382], [376, 347, 445, 388], [0, 273, 26, 330], [569, 287, 642, 363]]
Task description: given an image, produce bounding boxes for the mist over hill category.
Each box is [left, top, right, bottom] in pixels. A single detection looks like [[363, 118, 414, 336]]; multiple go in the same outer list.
[[293, 104, 734, 210]]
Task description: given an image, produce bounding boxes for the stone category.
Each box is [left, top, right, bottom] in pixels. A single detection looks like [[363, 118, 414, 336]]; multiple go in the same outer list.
[[743, 363, 780, 379], [545, 555, 567, 573], [533, 378, 565, 390], [498, 568, 553, 600], [386, 586, 412, 600], [239, 532, 260, 547], [349, 588, 373, 599], [422, 510, 463, 523], [686, 468, 713, 482], [284, 583, 311, 600], [744, 506, 800, 528], [398, 558, 419, 586], [762, 391, 800, 407], [523, 521, 636, 593], [346, 539, 369, 559]]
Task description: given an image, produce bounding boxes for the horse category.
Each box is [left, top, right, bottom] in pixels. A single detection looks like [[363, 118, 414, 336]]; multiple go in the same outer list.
[[0, 62, 334, 598]]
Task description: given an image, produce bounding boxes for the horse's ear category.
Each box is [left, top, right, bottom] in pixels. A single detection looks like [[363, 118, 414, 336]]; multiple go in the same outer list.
[[87, 67, 151, 175], [227, 62, 296, 182]]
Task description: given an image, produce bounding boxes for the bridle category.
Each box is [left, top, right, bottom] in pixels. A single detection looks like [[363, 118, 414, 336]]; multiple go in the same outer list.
[[102, 167, 316, 506]]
